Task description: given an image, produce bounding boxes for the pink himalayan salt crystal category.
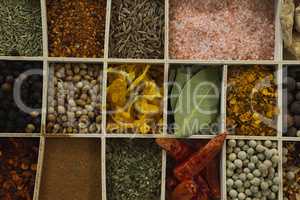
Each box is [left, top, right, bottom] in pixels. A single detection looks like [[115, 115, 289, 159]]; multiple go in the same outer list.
[[169, 0, 275, 60]]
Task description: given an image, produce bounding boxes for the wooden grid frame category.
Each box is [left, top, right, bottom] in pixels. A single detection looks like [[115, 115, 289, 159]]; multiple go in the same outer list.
[[0, 0, 299, 200]]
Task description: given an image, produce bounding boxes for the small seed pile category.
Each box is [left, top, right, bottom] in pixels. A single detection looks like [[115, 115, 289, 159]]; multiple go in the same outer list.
[[47, 0, 106, 57], [283, 142, 300, 200], [0, 0, 42, 56], [109, 0, 164, 59], [284, 67, 300, 137], [227, 66, 278, 136], [47, 63, 102, 134], [0, 138, 39, 200], [0, 61, 42, 133], [106, 64, 164, 134], [226, 140, 280, 200], [106, 139, 162, 200]]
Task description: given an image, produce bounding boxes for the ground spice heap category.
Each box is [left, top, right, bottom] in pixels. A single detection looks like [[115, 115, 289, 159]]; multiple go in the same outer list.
[[47, 63, 102, 134], [169, 0, 275, 60], [109, 0, 164, 59], [106, 139, 162, 200], [47, 0, 106, 58], [106, 64, 164, 134], [0, 138, 39, 200], [227, 65, 278, 136], [0, 61, 42, 133], [0, 0, 42, 56]]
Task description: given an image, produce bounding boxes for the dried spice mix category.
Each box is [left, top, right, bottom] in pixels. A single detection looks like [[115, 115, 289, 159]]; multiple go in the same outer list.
[[0, 138, 39, 200], [0, 0, 42, 56], [46, 63, 102, 134], [47, 0, 106, 58], [106, 139, 162, 200], [109, 0, 164, 59], [106, 64, 164, 134], [227, 65, 278, 136]]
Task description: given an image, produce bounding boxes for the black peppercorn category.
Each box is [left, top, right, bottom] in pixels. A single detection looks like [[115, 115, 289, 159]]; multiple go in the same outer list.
[[290, 101, 300, 114], [287, 77, 296, 91], [288, 92, 294, 104]]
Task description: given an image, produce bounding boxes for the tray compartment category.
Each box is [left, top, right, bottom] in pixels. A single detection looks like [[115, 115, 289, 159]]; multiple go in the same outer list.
[[46, 62, 103, 134], [226, 65, 279, 136], [106, 63, 164, 134], [0, 61, 43, 133], [106, 138, 162, 200], [167, 64, 223, 136], [0, 138, 40, 200], [0, 0, 43, 56], [46, 0, 107, 58], [169, 0, 276, 60], [108, 0, 165, 59], [39, 138, 102, 200]]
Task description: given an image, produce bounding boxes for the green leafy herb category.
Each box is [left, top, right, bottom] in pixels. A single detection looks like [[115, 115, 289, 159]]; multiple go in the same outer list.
[[174, 68, 221, 137]]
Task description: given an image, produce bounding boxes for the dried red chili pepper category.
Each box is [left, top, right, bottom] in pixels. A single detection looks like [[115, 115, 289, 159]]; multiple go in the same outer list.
[[171, 179, 198, 200], [195, 190, 209, 200], [174, 133, 227, 181], [206, 158, 221, 199], [166, 176, 179, 191], [156, 138, 192, 161], [195, 175, 210, 196]]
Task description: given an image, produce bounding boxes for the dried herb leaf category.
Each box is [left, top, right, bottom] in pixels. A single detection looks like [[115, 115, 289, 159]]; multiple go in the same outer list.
[[170, 68, 190, 110], [174, 68, 221, 137]]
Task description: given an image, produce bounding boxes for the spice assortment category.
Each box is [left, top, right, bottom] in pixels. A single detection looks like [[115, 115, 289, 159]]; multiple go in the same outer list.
[[40, 138, 102, 200], [109, 0, 164, 59], [168, 65, 222, 136], [226, 139, 280, 200], [47, 0, 106, 58], [226, 65, 278, 136], [157, 134, 226, 200], [0, 61, 42, 133], [106, 139, 162, 200], [283, 142, 300, 200], [169, 0, 275, 60], [283, 66, 300, 137], [1, 0, 300, 199], [0, 0, 43, 56], [0, 138, 39, 200], [46, 63, 102, 134], [106, 64, 164, 134]]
